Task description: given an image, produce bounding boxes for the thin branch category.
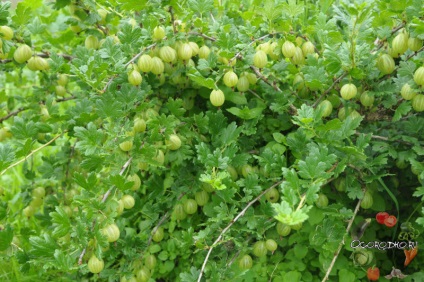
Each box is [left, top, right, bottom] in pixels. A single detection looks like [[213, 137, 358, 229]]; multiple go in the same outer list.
[[371, 23, 406, 53], [354, 132, 413, 145], [101, 157, 133, 202], [188, 32, 216, 42], [0, 96, 75, 124], [247, 89, 265, 102], [250, 66, 297, 113], [312, 72, 348, 108], [142, 192, 186, 260], [168, 6, 177, 34], [229, 33, 275, 64], [321, 193, 363, 281], [78, 157, 133, 265], [0, 132, 63, 176], [197, 180, 283, 282], [38, 52, 74, 61], [102, 43, 157, 93], [0, 107, 27, 123]]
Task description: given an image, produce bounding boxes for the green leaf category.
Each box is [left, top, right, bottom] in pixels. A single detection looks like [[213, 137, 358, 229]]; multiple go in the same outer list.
[[0, 2, 10, 25], [0, 225, 13, 251], [225, 91, 247, 105], [272, 201, 311, 225], [12, 2, 32, 25], [187, 68, 215, 89], [10, 117, 38, 139], [218, 122, 242, 146], [297, 143, 337, 180], [393, 102, 411, 122], [187, 0, 214, 15], [74, 122, 105, 156], [29, 234, 58, 258], [49, 207, 71, 238], [0, 143, 15, 172], [73, 172, 97, 190], [27, 17, 46, 35]]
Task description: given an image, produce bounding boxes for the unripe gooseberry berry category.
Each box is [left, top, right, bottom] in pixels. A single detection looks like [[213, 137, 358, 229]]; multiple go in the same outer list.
[[122, 195, 135, 209], [317, 100, 333, 117], [412, 94, 424, 112], [0, 25, 14, 40], [236, 76, 250, 92], [302, 41, 315, 56], [137, 54, 153, 73], [14, 44, 32, 63], [152, 26, 165, 41], [88, 255, 104, 274], [166, 134, 182, 150], [128, 69, 142, 86], [27, 56, 49, 71], [391, 32, 409, 57], [159, 46, 177, 63], [360, 91, 375, 107], [183, 199, 198, 215], [178, 43, 193, 61], [400, 84, 416, 100], [119, 140, 133, 151], [150, 57, 165, 75], [408, 37, 423, 52], [223, 70, 238, 88], [210, 89, 225, 107], [253, 50, 267, 69], [198, 45, 211, 59], [376, 54, 395, 75], [340, 83, 357, 100], [413, 66, 424, 86], [282, 41, 296, 58], [102, 223, 120, 242], [85, 35, 99, 49]]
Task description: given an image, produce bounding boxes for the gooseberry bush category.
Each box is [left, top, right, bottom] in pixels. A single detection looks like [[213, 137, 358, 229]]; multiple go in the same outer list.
[[0, 0, 424, 281]]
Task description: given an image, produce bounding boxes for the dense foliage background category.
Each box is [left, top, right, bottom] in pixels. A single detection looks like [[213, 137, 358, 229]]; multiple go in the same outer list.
[[0, 0, 424, 281]]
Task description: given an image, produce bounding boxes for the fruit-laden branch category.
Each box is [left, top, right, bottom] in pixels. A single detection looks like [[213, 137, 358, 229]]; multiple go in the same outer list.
[[229, 33, 276, 64], [0, 52, 73, 64], [321, 192, 364, 281], [312, 72, 348, 108], [0, 96, 76, 124], [0, 132, 63, 176], [197, 180, 283, 282], [78, 156, 133, 265], [250, 65, 297, 113], [141, 192, 186, 261], [102, 43, 157, 92], [372, 23, 406, 52]]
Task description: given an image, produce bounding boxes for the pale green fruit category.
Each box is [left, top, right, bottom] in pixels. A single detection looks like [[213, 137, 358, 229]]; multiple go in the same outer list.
[[198, 45, 211, 59], [137, 54, 153, 73]]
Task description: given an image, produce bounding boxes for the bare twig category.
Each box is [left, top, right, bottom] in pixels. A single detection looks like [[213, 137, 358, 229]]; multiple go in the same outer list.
[[39, 52, 74, 61], [321, 194, 363, 281], [354, 132, 413, 145], [247, 89, 265, 102], [312, 72, 348, 108], [197, 180, 283, 282], [0, 132, 63, 176]]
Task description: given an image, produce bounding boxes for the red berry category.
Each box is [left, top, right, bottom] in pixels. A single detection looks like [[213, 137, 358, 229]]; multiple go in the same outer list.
[[367, 266, 380, 281], [384, 215, 397, 228], [375, 212, 389, 224]]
